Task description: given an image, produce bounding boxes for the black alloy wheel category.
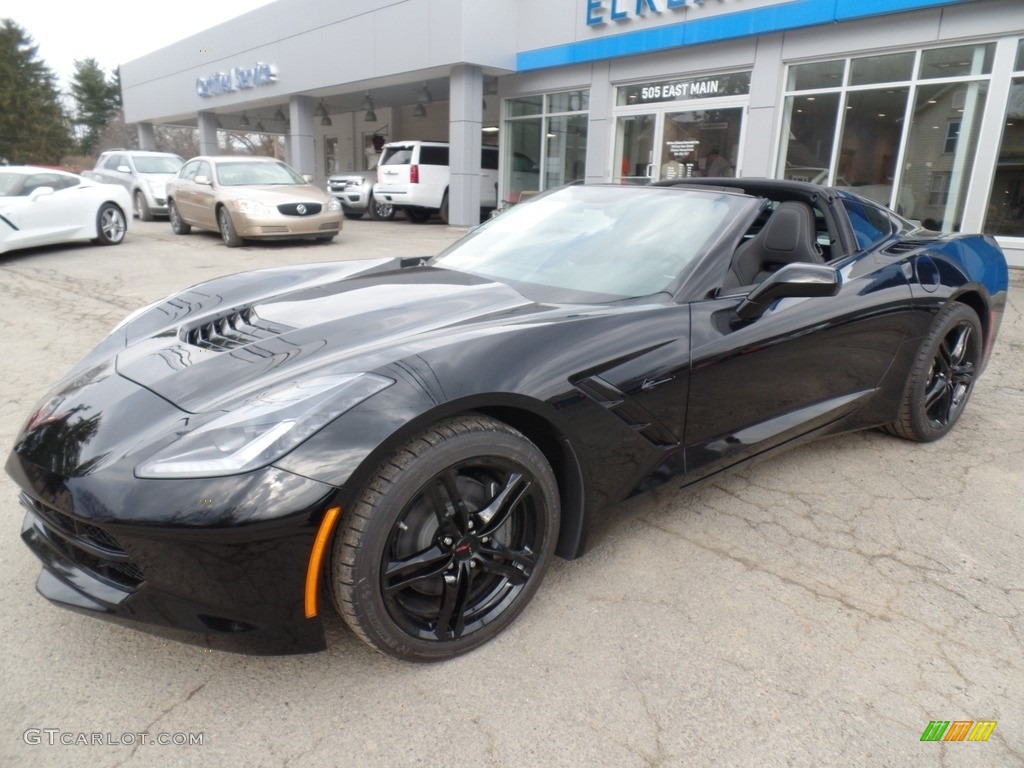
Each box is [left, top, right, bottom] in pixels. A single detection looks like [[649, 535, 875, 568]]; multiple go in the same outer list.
[[331, 415, 560, 661], [888, 302, 983, 442]]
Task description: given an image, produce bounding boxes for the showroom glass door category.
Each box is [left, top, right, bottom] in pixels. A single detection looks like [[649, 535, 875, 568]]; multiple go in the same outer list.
[[614, 106, 746, 183]]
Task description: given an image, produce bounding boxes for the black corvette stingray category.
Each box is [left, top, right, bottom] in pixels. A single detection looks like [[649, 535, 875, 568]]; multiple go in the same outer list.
[[6, 180, 1008, 661]]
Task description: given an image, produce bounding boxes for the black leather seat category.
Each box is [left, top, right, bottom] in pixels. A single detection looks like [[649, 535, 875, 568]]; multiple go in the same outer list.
[[722, 201, 824, 290]]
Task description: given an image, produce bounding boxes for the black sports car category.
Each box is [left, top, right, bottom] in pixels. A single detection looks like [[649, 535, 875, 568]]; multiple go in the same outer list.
[[6, 180, 1008, 661]]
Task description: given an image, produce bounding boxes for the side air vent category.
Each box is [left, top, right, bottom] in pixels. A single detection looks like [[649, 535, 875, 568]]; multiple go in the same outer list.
[[182, 307, 292, 351], [883, 241, 924, 256], [574, 376, 679, 447]]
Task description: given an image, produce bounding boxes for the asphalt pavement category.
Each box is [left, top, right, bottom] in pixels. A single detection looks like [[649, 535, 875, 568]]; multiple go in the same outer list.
[[0, 216, 1021, 767]]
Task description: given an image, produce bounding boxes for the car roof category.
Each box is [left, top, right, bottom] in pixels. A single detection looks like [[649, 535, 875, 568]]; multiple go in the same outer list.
[[0, 165, 78, 176], [192, 156, 285, 163]]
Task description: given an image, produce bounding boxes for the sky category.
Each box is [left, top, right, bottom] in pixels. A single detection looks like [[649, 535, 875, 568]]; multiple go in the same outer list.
[[4, 0, 278, 89]]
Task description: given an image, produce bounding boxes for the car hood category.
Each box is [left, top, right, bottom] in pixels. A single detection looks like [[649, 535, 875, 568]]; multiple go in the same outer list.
[[115, 259, 545, 413], [217, 184, 329, 204]]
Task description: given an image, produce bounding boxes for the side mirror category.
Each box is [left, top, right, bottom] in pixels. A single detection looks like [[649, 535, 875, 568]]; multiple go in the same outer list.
[[302, 174, 314, 184], [117, 165, 131, 173], [193, 175, 212, 186], [736, 263, 840, 321], [29, 186, 55, 200]]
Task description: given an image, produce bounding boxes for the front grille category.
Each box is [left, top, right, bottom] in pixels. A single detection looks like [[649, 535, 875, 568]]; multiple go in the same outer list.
[[181, 307, 291, 351], [20, 492, 145, 589], [277, 202, 322, 216]]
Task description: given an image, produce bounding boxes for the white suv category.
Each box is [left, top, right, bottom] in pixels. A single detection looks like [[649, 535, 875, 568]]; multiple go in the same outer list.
[[373, 141, 498, 223]]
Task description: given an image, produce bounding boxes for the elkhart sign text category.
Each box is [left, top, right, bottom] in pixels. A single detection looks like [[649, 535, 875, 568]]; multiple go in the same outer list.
[[586, 0, 742, 26], [196, 62, 277, 98]]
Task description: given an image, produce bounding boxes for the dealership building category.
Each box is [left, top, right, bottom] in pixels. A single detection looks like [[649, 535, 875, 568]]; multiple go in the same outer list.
[[120, 0, 1024, 266]]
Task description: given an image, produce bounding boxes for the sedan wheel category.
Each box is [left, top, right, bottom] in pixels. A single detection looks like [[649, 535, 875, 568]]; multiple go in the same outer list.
[[218, 207, 243, 248], [94, 204, 126, 245], [331, 415, 559, 661], [887, 303, 982, 442], [168, 200, 191, 235]]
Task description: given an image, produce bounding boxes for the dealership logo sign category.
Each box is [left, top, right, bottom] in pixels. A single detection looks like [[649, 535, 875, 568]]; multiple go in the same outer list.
[[586, 0, 744, 26], [196, 62, 277, 98]]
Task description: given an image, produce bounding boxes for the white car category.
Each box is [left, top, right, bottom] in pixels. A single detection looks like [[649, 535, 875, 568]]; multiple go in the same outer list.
[[0, 167, 130, 255]]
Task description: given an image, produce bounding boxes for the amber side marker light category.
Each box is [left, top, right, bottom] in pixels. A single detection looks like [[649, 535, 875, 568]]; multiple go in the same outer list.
[[305, 506, 342, 618]]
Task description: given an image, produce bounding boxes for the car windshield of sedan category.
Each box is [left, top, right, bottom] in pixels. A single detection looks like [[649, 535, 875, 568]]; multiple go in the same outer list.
[[433, 185, 744, 300], [216, 162, 306, 186], [134, 156, 184, 174]]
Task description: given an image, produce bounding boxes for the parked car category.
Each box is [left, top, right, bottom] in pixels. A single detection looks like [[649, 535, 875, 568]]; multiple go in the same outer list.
[[0, 166, 130, 255], [374, 141, 499, 223], [84, 149, 184, 221], [6, 181, 1007, 661], [326, 170, 395, 221], [166, 156, 343, 247]]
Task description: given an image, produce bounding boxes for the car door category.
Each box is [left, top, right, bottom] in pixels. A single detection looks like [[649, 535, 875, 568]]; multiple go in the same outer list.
[[190, 160, 217, 230], [682, 214, 915, 480], [4, 173, 89, 248]]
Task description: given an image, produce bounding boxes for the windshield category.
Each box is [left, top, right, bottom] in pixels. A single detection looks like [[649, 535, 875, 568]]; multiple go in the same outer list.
[[433, 185, 745, 301], [134, 155, 184, 174], [216, 161, 306, 186]]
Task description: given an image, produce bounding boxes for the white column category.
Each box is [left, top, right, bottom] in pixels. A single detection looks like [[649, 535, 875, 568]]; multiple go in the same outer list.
[[136, 122, 156, 150], [288, 95, 316, 179], [449, 65, 484, 227], [197, 112, 219, 155]]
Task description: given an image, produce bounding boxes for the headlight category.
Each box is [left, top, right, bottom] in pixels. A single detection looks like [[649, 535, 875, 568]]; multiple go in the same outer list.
[[135, 372, 393, 478], [231, 198, 271, 216], [327, 197, 342, 211]]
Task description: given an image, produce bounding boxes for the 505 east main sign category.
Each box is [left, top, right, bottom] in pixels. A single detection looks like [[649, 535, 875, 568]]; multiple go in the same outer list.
[[196, 62, 277, 98]]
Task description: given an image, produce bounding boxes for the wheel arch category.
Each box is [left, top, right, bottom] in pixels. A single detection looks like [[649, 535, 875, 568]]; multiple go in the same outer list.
[[949, 288, 990, 348]]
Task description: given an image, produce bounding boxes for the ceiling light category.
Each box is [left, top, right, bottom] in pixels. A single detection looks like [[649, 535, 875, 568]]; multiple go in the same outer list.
[[417, 83, 433, 104], [365, 107, 377, 122], [413, 103, 427, 118], [321, 114, 332, 127], [315, 99, 328, 117], [255, 119, 265, 132], [362, 92, 373, 111], [274, 108, 286, 122], [239, 112, 250, 127]]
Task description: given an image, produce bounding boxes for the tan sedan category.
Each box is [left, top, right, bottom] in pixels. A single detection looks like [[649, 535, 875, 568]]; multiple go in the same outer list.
[[166, 156, 342, 247]]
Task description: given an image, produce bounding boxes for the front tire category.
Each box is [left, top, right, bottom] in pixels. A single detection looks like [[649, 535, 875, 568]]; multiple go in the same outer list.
[[168, 200, 190, 234], [331, 415, 560, 662], [218, 206, 243, 247], [93, 203, 126, 245], [887, 303, 983, 442], [134, 190, 153, 221]]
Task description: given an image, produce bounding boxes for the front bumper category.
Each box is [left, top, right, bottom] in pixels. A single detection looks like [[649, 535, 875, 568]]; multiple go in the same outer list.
[[8, 454, 341, 654], [233, 210, 343, 240]]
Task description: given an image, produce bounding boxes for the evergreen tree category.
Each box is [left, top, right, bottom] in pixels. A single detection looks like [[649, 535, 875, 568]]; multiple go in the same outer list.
[[71, 58, 120, 155], [0, 19, 71, 164]]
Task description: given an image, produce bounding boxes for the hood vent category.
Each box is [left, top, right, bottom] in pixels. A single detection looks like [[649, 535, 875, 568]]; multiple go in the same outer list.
[[182, 307, 292, 351]]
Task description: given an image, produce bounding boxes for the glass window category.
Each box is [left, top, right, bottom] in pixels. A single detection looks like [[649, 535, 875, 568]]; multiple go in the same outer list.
[[547, 90, 589, 114], [835, 87, 909, 207], [902, 81, 988, 228], [418, 146, 449, 166], [850, 53, 914, 86], [545, 114, 588, 188], [504, 118, 542, 202], [508, 95, 542, 117], [787, 60, 844, 91], [983, 76, 1024, 236], [842, 196, 896, 249], [324, 137, 337, 175], [1017, 39, 1024, 72], [777, 92, 840, 183], [179, 160, 201, 181], [919, 44, 994, 79], [381, 146, 413, 165]]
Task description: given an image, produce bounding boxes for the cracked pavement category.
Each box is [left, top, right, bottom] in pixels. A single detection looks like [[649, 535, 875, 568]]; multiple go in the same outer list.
[[0, 219, 1021, 767]]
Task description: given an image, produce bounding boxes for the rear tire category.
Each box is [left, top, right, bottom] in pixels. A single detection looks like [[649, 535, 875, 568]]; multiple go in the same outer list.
[[886, 303, 983, 442], [218, 207, 243, 248], [439, 192, 449, 225], [168, 200, 190, 235], [368, 194, 395, 221], [331, 414, 560, 662]]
